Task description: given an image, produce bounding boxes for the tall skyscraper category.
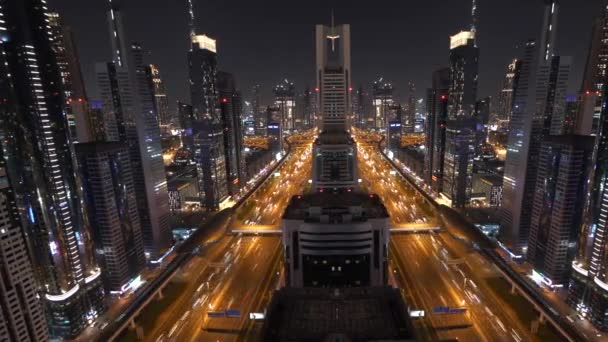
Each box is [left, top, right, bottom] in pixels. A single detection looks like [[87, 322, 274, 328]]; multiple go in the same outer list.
[[1, 1, 105, 337], [442, 30, 479, 208], [178, 101, 195, 147], [75, 142, 146, 293], [194, 119, 228, 210], [273, 79, 296, 134], [98, 4, 172, 261], [576, 3, 608, 135], [312, 19, 358, 192], [251, 84, 266, 135], [424, 67, 450, 192], [372, 79, 394, 131], [501, 0, 571, 253], [217, 71, 245, 194], [404, 82, 416, 133], [315, 20, 351, 131], [527, 136, 594, 287], [147, 64, 170, 128], [47, 12, 94, 143], [496, 59, 522, 122], [189, 34, 219, 121]]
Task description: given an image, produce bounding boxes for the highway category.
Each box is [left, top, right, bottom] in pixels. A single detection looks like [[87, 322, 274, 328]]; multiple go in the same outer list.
[[123, 131, 315, 342], [354, 131, 546, 342]]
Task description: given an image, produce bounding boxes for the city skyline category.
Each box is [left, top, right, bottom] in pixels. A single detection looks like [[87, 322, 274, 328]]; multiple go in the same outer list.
[[54, 0, 598, 107]]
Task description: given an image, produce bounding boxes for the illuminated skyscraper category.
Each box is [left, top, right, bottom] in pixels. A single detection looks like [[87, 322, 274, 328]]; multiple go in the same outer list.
[[273, 79, 296, 134], [404, 82, 416, 133], [442, 31, 478, 208], [315, 20, 351, 131], [147, 64, 170, 127], [424, 67, 450, 192], [496, 59, 522, 122], [501, 0, 571, 253], [372, 79, 394, 131], [1, 1, 105, 337], [98, 5, 172, 261]]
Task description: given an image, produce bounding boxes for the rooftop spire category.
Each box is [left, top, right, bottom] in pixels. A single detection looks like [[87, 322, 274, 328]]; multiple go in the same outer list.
[[471, 0, 478, 45], [107, 0, 128, 67], [188, 0, 196, 39]]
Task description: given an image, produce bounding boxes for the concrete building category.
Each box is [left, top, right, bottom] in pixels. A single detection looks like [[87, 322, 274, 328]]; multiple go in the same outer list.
[[282, 193, 389, 287]]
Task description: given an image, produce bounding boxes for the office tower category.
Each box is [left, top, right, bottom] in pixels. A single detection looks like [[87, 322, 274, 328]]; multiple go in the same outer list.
[[178, 101, 195, 147], [372, 79, 394, 130], [501, 0, 570, 253], [1, 1, 105, 337], [251, 84, 266, 135], [315, 21, 351, 131], [564, 95, 579, 134], [424, 68, 450, 191], [267, 106, 283, 150], [194, 119, 228, 210], [75, 143, 146, 293], [217, 71, 245, 194], [47, 12, 93, 143], [475, 97, 491, 153], [147, 64, 170, 128], [313, 20, 358, 192], [442, 31, 479, 208], [302, 86, 314, 129], [526, 136, 594, 287], [189, 34, 219, 120], [404, 82, 416, 133], [0, 61, 48, 340], [98, 5, 172, 261], [282, 193, 389, 287], [273, 79, 296, 134], [576, 4, 608, 135], [497, 59, 522, 122], [387, 105, 403, 151]]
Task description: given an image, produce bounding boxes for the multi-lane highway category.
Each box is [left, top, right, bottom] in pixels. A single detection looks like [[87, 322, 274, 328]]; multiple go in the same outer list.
[[118, 131, 314, 342], [353, 130, 550, 342]]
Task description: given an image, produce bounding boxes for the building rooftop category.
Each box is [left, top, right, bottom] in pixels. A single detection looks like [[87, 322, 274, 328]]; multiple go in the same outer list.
[[479, 174, 503, 186], [315, 130, 354, 145], [282, 192, 389, 221], [260, 286, 416, 342]]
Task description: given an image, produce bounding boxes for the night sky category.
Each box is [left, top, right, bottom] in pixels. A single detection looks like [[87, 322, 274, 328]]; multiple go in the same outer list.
[[52, 0, 601, 111]]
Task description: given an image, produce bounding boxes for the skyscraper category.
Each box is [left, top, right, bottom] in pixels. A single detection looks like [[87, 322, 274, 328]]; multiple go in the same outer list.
[[312, 19, 358, 192], [178, 101, 195, 147], [501, 0, 571, 253], [251, 84, 266, 135], [576, 3, 608, 136], [315, 20, 351, 131], [273, 79, 296, 134], [75, 142, 146, 293], [424, 67, 450, 192], [217, 71, 245, 194], [147, 64, 170, 128], [372, 79, 394, 131], [442, 31, 479, 208], [47, 12, 94, 143], [527, 136, 594, 287], [98, 4, 172, 261], [404, 82, 416, 133], [1, 1, 105, 337], [496, 59, 522, 122]]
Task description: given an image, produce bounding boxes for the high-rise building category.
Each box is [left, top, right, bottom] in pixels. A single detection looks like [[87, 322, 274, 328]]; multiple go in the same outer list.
[[189, 34, 219, 121], [355, 85, 373, 129], [273, 79, 296, 134], [404, 82, 416, 133], [576, 3, 608, 136], [251, 84, 266, 135], [194, 119, 228, 210], [527, 135, 594, 287], [372, 79, 394, 131], [98, 5, 172, 261], [1, 1, 105, 337], [301, 86, 314, 130], [0, 76, 48, 341], [313, 19, 358, 192], [387, 105, 403, 151], [217, 71, 245, 194], [424, 68, 450, 192], [47, 12, 94, 143], [501, 0, 571, 253], [75, 142, 146, 294], [474, 96, 491, 153], [442, 30, 479, 208], [315, 21, 351, 131], [147, 64, 170, 128], [496, 59, 522, 123], [178, 101, 195, 147]]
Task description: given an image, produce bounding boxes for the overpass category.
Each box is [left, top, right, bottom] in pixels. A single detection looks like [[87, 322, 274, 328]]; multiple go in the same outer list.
[[231, 224, 441, 236]]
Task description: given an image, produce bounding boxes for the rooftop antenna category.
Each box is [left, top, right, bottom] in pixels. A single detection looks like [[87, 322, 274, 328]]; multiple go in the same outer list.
[[327, 9, 340, 52], [188, 0, 196, 39], [471, 0, 478, 45]]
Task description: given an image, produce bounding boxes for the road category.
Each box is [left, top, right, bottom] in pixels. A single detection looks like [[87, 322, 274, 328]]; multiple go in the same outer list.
[[354, 131, 545, 342], [128, 131, 315, 342]]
